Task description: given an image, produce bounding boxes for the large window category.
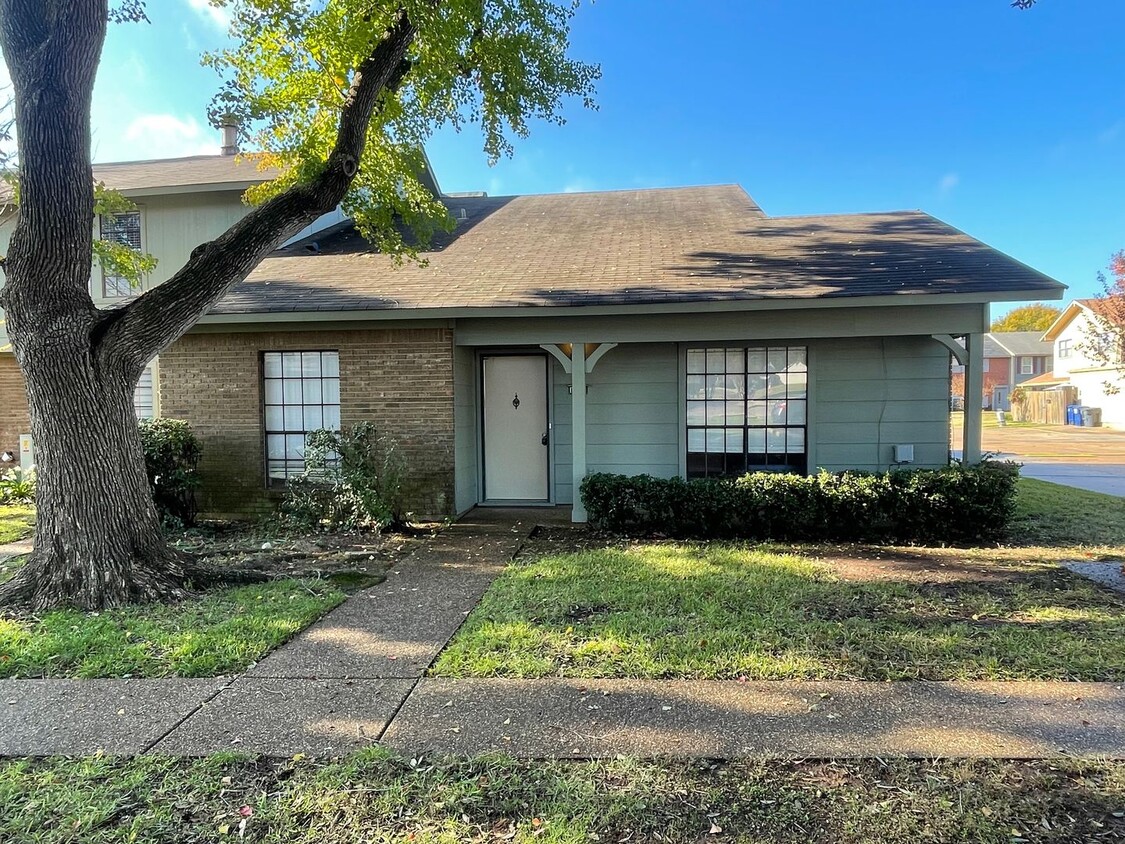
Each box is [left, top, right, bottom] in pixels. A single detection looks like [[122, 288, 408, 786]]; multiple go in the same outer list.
[[1058, 339, 1072, 359], [99, 211, 142, 298], [263, 351, 341, 482], [686, 346, 807, 478]]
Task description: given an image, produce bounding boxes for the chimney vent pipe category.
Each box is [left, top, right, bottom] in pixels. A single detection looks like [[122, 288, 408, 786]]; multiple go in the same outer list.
[[220, 121, 239, 156]]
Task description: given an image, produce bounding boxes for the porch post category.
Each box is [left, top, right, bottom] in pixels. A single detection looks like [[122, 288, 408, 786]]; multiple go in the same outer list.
[[963, 332, 983, 464], [571, 342, 588, 523]]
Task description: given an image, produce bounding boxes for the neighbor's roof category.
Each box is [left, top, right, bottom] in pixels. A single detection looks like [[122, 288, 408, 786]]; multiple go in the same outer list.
[[90, 154, 275, 196], [210, 185, 1065, 316], [1042, 297, 1125, 342], [1021, 370, 1069, 388], [988, 331, 1054, 357]]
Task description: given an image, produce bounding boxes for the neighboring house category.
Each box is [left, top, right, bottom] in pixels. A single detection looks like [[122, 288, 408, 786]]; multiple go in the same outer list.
[[1040, 299, 1125, 427], [951, 331, 1053, 411], [0, 152, 1065, 521]]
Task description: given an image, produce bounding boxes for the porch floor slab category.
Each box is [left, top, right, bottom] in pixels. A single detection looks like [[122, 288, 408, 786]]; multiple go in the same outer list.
[[0, 678, 228, 756], [152, 678, 415, 756], [381, 678, 1125, 760]]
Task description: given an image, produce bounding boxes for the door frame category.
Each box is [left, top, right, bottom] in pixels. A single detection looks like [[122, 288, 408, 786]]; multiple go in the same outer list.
[[476, 349, 555, 505]]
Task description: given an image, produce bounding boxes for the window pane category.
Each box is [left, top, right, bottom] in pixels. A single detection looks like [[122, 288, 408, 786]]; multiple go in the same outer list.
[[267, 434, 286, 459], [687, 401, 707, 425], [283, 379, 302, 403], [746, 374, 768, 399], [726, 349, 744, 373], [282, 352, 302, 377], [706, 349, 725, 373], [687, 350, 706, 374], [303, 406, 323, 430], [323, 406, 341, 430], [303, 379, 323, 404], [687, 374, 707, 399], [725, 401, 745, 425], [687, 429, 705, 452], [706, 401, 725, 425], [265, 406, 284, 431], [322, 378, 340, 404], [302, 352, 322, 377], [767, 348, 787, 373], [787, 370, 808, 399], [725, 428, 743, 454], [724, 374, 745, 398], [284, 406, 303, 430], [747, 428, 766, 453], [747, 348, 767, 373], [766, 428, 786, 453], [264, 379, 283, 404], [263, 353, 282, 378], [322, 352, 340, 377], [788, 347, 807, 368], [787, 429, 806, 454], [768, 400, 788, 424], [747, 400, 768, 425], [787, 400, 806, 425], [285, 434, 305, 460], [706, 429, 724, 452], [705, 374, 726, 399]]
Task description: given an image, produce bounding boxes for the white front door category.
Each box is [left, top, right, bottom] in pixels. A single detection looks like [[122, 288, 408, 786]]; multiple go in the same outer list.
[[482, 354, 549, 501]]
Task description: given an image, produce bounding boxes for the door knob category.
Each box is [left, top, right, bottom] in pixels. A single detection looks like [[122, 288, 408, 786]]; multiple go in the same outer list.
[[541, 432, 549, 446]]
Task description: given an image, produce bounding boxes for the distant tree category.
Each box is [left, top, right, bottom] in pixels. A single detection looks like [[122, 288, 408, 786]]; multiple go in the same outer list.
[[1075, 252, 1125, 395], [990, 303, 1061, 333]]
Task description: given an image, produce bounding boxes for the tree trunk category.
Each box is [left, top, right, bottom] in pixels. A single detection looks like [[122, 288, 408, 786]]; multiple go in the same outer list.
[[0, 333, 195, 610]]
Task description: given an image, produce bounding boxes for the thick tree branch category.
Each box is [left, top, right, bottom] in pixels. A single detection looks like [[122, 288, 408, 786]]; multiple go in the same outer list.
[[97, 9, 418, 370]]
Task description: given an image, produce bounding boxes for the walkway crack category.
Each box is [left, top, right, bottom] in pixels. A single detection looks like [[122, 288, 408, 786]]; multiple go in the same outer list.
[[141, 675, 238, 754]]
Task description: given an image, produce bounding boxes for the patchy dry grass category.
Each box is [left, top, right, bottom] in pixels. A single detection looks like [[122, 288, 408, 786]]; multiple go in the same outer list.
[[0, 505, 34, 546], [2, 751, 1124, 844]]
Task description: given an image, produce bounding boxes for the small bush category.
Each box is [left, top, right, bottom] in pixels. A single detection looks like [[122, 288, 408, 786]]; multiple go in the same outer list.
[[580, 462, 1020, 544], [138, 418, 201, 529], [281, 422, 405, 532], [0, 467, 35, 505]]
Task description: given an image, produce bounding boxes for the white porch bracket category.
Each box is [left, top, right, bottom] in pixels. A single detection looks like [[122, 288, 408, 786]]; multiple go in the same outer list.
[[931, 333, 967, 365], [540, 342, 620, 523]]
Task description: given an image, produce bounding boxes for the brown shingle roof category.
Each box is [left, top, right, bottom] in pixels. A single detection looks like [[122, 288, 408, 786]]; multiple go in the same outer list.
[[208, 184, 1064, 315], [90, 154, 275, 193]]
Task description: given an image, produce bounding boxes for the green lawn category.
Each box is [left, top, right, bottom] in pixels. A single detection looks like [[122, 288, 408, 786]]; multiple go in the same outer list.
[[0, 578, 349, 678], [1012, 477, 1125, 548], [0, 505, 34, 545], [2, 751, 1123, 844]]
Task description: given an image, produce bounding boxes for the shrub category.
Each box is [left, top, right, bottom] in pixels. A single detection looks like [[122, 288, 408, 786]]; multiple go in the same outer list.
[[0, 467, 35, 505], [580, 462, 1020, 545], [280, 422, 405, 532], [138, 418, 202, 529]]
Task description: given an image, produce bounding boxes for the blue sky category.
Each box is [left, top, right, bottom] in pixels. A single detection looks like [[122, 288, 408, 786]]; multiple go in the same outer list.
[[21, 0, 1125, 317]]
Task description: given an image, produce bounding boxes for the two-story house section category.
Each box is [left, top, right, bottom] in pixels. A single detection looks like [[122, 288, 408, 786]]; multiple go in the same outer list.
[[0, 144, 280, 463], [1041, 299, 1125, 428]]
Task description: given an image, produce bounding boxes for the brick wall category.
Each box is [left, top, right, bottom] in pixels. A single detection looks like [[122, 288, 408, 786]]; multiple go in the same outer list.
[[952, 357, 1011, 409], [159, 327, 456, 519], [0, 354, 30, 464]]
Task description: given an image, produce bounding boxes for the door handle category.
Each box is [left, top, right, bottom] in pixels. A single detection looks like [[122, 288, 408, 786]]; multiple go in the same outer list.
[[542, 432, 549, 446]]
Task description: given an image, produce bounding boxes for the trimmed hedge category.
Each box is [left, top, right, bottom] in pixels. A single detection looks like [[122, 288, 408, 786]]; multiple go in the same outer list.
[[580, 463, 1020, 544], [138, 418, 201, 529]]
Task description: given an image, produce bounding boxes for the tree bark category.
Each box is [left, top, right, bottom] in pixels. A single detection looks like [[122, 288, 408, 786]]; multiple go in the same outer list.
[[0, 1, 418, 609]]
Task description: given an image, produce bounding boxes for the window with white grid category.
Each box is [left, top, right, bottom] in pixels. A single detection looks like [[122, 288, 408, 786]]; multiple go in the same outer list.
[[263, 351, 341, 482], [99, 210, 142, 298]]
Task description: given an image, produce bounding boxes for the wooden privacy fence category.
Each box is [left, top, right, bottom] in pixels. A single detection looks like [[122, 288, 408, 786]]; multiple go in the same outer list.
[[1012, 387, 1077, 425]]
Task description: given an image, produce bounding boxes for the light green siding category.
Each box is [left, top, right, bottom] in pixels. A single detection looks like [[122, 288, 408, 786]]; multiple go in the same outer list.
[[811, 336, 950, 471], [552, 343, 680, 504], [453, 344, 479, 513]]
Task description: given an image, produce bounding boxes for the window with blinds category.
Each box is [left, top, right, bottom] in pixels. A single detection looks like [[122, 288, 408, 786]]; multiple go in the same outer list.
[[99, 210, 142, 298]]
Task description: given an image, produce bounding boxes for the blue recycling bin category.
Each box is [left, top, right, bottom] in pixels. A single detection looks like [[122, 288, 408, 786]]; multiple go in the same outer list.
[[1067, 404, 1082, 426]]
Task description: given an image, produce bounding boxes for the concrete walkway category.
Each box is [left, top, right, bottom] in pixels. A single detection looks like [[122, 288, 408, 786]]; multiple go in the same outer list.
[[5, 509, 1125, 759]]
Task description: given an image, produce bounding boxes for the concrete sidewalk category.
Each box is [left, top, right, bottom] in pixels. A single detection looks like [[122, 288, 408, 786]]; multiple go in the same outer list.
[[5, 509, 1125, 760]]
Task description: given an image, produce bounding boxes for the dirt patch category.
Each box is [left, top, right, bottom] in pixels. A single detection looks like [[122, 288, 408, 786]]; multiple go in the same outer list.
[[172, 522, 440, 583], [817, 549, 1031, 585]]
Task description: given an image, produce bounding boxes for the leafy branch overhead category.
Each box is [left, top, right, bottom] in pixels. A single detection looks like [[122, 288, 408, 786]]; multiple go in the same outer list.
[[203, 0, 600, 259]]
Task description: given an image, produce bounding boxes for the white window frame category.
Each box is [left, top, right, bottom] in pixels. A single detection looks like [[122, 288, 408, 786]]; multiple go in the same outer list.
[[1019, 357, 1034, 375], [1058, 339, 1072, 359], [262, 350, 341, 483], [99, 209, 143, 299]]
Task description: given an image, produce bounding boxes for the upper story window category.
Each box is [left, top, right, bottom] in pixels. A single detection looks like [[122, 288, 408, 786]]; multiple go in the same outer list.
[[134, 365, 155, 420], [1058, 339, 1072, 359], [99, 210, 142, 298], [686, 346, 807, 479], [1020, 357, 1034, 375], [263, 351, 341, 483]]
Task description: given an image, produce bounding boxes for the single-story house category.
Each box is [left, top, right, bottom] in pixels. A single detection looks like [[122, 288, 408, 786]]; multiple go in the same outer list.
[[0, 155, 1065, 521]]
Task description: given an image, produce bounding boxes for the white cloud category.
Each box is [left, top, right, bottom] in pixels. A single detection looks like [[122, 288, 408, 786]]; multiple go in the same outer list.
[[938, 172, 960, 197], [184, 0, 232, 31], [121, 114, 220, 159]]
